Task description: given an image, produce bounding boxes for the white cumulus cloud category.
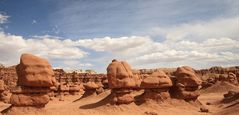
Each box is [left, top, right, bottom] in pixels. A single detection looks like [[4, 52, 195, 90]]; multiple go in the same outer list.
[[0, 32, 87, 68]]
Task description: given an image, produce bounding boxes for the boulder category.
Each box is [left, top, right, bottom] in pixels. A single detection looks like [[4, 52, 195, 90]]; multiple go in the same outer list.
[[141, 70, 172, 88], [222, 91, 239, 103], [112, 89, 134, 104], [107, 59, 141, 89], [141, 70, 172, 101], [172, 66, 202, 101], [106, 59, 141, 104], [175, 66, 202, 87], [10, 94, 49, 106], [8, 53, 56, 109], [16, 54, 56, 87], [227, 72, 238, 85], [84, 82, 100, 89], [142, 89, 170, 101]]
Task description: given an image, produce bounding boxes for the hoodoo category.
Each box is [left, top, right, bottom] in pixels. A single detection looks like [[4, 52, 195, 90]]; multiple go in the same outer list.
[[141, 70, 173, 101], [107, 59, 141, 104], [172, 66, 202, 101], [5, 53, 56, 114]]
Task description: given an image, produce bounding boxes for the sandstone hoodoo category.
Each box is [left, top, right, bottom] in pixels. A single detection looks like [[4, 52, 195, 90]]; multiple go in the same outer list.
[[141, 70, 173, 101], [172, 66, 202, 101], [81, 81, 101, 98], [107, 59, 141, 104], [226, 72, 238, 85], [10, 53, 56, 107]]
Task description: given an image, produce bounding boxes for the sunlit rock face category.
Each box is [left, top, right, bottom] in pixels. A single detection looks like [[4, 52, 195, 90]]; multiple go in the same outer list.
[[107, 59, 141, 104], [107, 59, 141, 89], [140, 70, 173, 101], [173, 66, 202, 101], [10, 53, 56, 107], [141, 70, 172, 88], [16, 54, 56, 87]]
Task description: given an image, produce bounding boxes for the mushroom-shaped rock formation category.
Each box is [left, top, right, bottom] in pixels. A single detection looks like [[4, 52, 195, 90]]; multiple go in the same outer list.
[[107, 60, 141, 89], [69, 85, 81, 95], [140, 70, 173, 101], [80, 81, 101, 98], [172, 66, 202, 101], [16, 54, 56, 87], [226, 72, 238, 85], [107, 59, 141, 104], [58, 83, 69, 101], [10, 53, 56, 107]]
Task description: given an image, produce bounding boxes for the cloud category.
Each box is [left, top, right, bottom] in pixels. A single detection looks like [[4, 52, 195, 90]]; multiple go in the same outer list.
[[1, 30, 239, 71], [74, 35, 239, 69], [150, 16, 239, 42], [0, 13, 9, 24], [0, 32, 87, 68], [32, 20, 37, 24], [77, 36, 152, 53], [1, 6, 239, 72]]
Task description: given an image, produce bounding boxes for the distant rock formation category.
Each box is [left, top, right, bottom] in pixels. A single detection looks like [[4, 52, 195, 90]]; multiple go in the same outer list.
[[226, 72, 238, 85]]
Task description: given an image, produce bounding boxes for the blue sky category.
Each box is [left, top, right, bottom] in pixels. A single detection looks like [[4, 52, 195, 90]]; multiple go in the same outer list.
[[0, 0, 239, 73]]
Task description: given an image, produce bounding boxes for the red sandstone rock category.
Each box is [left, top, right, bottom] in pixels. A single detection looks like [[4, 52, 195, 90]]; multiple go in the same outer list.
[[84, 82, 100, 89], [141, 70, 172, 88], [107, 60, 141, 104], [0, 80, 5, 91], [176, 66, 202, 87], [107, 59, 141, 89], [16, 54, 56, 87], [11, 86, 50, 94], [10, 94, 49, 106], [9, 53, 55, 108], [173, 66, 202, 100], [143, 89, 171, 101], [227, 72, 238, 85], [112, 89, 134, 104], [140, 70, 172, 101]]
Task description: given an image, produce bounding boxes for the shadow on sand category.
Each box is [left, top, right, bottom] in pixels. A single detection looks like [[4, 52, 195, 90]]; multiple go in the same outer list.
[[79, 93, 113, 109]]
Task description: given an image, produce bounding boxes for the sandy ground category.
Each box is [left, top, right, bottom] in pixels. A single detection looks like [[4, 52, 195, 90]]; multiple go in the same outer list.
[[1, 88, 239, 115]]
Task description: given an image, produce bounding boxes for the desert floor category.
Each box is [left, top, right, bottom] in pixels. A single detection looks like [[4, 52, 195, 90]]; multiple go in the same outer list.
[[1, 88, 239, 115]]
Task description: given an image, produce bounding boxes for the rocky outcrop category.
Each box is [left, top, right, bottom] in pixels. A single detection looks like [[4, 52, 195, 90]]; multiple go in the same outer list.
[[107, 60, 141, 89], [140, 70, 172, 101], [107, 59, 141, 104], [226, 72, 238, 85], [81, 81, 101, 98], [10, 53, 56, 107], [54, 69, 107, 99], [0, 66, 17, 90], [171, 66, 202, 101], [0, 80, 9, 103], [222, 91, 239, 103], [0, 80, 5, 93]]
